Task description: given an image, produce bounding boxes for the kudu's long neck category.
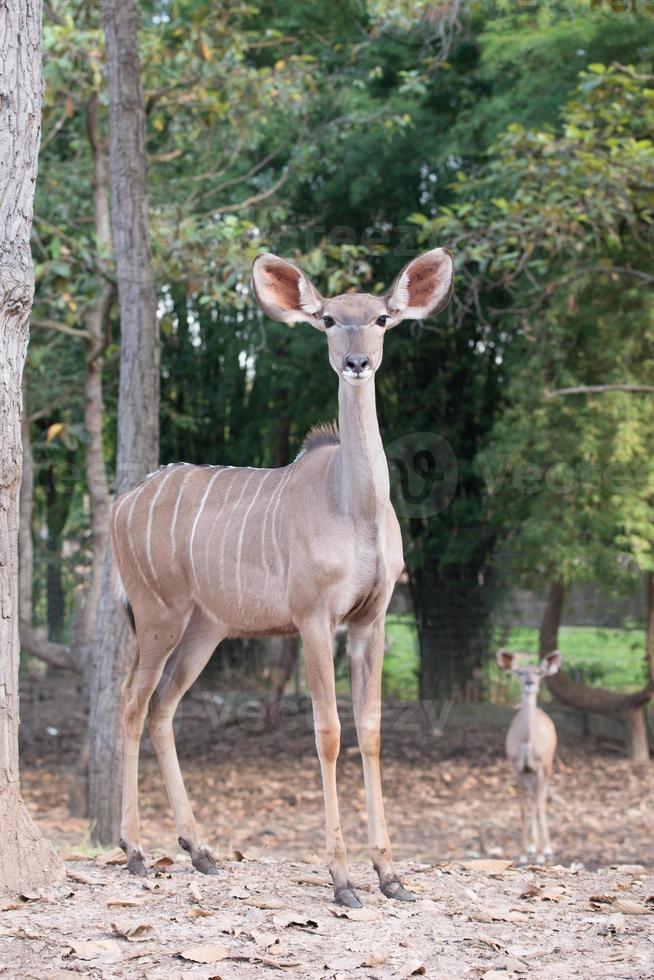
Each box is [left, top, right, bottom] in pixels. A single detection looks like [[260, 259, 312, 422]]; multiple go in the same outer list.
[[520, 689, 539, 740], [337, 377, 390, 520]]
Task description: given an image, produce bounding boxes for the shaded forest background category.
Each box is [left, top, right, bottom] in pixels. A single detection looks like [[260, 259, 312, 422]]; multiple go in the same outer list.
[[22, 0, 654, 773]]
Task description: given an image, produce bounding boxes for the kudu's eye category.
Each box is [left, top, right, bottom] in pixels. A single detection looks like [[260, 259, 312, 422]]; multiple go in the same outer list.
[[323, 315, 335, 328], [376, 315, 389, 327]]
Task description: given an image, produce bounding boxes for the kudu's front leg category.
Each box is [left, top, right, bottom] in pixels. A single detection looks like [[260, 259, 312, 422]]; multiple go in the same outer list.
[[349, 620, 415, 901], [301, 620, 359, 907]]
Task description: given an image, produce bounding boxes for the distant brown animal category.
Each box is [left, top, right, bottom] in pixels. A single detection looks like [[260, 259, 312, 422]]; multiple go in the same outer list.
[[496, 649, 562, 863], [111, 247, 454, 907]]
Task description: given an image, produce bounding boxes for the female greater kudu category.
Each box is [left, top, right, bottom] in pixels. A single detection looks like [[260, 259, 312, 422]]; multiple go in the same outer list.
[[496, 649, 562, 864], [112, 247, 454, 907]]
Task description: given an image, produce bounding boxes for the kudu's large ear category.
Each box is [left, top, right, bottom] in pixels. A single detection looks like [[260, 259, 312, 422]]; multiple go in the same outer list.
[[541, 650, 563, 676], [252, 253, 324, 325], [386, 247, 454, 324], [496, 649, 516, 673]]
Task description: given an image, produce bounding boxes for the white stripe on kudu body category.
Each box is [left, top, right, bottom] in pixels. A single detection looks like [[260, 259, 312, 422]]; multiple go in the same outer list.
[[170, 466, 193, 560], [146, 465, 179, 588], [112, 246, 454, 910], [235, 468, 273, 602], [188, 468, 227, 594]]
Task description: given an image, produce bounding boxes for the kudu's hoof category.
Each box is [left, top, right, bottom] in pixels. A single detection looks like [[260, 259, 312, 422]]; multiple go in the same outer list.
[[334, 884, 363, 908], [179, 837, 218, 875], [192, 853, 219, 875], [380, 878, 417, 902], [120, 838, 148, 876]]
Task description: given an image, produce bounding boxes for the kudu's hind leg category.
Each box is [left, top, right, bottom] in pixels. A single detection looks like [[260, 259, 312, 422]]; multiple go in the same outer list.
[[536, 771, 552, 863], [349, 620, 415, 902], [301, 620, 359, 907], [120, 609, 189, 874], [148, 609, 225, 874]]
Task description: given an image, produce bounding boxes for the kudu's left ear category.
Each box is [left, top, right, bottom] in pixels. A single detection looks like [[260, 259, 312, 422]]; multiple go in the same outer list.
[[252, 253, 324, 325], [541, 650, 563, 675], [496, 649, 516, 673], [386, 247, 454, 325]]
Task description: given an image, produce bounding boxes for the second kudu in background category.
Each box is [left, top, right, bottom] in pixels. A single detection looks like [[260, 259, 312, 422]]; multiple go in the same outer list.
[[111, 248, 454, 908], [497, 649, 563, 864]]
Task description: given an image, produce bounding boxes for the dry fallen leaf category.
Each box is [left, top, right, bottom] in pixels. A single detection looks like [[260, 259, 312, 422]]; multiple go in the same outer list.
[[0, 899, 22, 912], [0, 926, 40, 940], [188, 880, 203, 903], [249, 930, 279, 948], [97, 847, 127, 866], [539, 885, 566, 902], [244, 896, 287, 911], [111, 921, 154, 942], [150, 854, 174, 869], [329, 905, 380, 922], [459, 859, 514, 875], [589, 894, 614, 906], [272, 910, 319, 929], [607, 912, 626, 933], [401, 961, 426, 978], [177, 943, 231, 964], [65, 939, 123, 962], [612, 898, 651, 916], [469, 908, 527, 924], [67, 869, 100, 886], [363, 951, 389, 967], [187, 907, 214, 919], [244, 953, 301, 969], [106, 896, 147, 908]]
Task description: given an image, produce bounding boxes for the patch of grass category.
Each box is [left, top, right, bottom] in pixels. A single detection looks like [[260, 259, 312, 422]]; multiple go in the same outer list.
[[380, 617, 647, 700], [383, 616, 420, 699]]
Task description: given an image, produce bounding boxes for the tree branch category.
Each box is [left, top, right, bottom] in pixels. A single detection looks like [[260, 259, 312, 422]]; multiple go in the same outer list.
[[31, 317, 93, 342], [204, 168, 291, 217], [548, 384, 654, 396], [19, 622, 78, 672]]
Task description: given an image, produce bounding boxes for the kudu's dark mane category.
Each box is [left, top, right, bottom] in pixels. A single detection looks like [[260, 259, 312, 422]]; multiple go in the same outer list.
[[299, 421, 340, 456]]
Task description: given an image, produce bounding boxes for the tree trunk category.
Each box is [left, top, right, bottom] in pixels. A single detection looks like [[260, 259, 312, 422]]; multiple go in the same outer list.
[[541, 580, 652, 768], [44, 462, 72, 642], [645, 571, 654, 685], [18, 410, 34, 627], [74, 93, 113, 666], [0, 0, 64, 896], [411, 564, 490, 703], [538, 580, 565, 658], [88, 0, 160, 845], [68, 95, 115, 819]]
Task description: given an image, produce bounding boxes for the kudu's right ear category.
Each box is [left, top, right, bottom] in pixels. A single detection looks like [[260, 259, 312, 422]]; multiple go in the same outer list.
[[386, 247, 454, 325], [496, 649, 516, 672], [252, 253, 324, 326]]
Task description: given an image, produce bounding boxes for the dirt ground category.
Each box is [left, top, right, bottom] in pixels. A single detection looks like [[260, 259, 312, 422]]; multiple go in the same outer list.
[[4, 673, 654, 978]]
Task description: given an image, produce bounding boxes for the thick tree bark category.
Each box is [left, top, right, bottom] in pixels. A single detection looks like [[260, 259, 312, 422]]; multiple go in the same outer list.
[[0, 0, 64, 895], [88, 0, 160, 845], [18, 411, 34, 626], [540, 581, 652, 768]]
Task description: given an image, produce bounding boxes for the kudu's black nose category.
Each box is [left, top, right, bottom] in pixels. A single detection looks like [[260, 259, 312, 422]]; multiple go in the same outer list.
[[344, 354, 370, 375]]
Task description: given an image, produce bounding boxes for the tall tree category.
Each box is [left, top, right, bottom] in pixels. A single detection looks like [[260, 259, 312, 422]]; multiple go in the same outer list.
[[0, 0, 63, 894], [88, 0, 160, 844]]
